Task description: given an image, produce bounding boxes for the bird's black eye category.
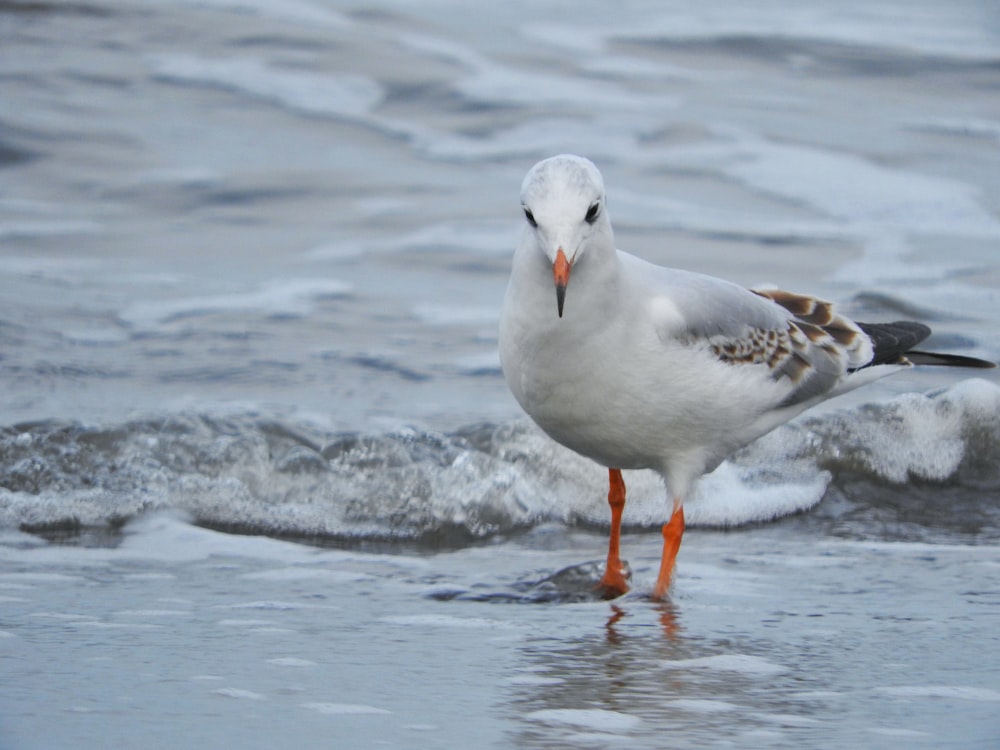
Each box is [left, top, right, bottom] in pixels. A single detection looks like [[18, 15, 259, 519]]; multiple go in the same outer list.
[[584, 201, 600, 225], [523, 207, 538, 228]]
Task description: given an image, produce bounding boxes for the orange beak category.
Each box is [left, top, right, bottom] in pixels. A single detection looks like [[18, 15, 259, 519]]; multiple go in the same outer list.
[[553, 248, 571, 318]]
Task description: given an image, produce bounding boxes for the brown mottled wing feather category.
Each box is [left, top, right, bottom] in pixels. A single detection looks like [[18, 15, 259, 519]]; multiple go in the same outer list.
[[643, 265, 872, 405], [752, 289, 872, 361], [754, 289, 867, 346], [708, 288, 876, 406], [648, 263, 995, 409]]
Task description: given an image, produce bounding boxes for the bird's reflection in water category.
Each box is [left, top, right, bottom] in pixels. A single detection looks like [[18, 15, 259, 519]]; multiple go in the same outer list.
[[658, 601, 682, 640], [604, 604, 628, 644], [604, 601, 682, 644], [505, 599, 696, 747]]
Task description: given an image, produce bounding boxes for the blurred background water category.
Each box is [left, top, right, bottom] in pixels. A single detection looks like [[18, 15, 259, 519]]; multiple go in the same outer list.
[[3, 1, 1000, 748]]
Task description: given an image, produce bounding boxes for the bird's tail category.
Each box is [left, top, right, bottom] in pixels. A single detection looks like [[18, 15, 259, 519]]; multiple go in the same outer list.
[[856, 321, 995, 370]]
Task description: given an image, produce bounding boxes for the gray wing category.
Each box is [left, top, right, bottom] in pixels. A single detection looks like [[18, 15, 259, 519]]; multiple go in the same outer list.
[[623, 254, 875, 407]]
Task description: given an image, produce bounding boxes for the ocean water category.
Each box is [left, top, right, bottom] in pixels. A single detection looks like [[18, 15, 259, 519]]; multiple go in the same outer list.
[[3, 0, 1000, 747]]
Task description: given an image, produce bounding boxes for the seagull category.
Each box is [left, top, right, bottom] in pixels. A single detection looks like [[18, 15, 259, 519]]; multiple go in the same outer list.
[[498, 154, 994, 601]]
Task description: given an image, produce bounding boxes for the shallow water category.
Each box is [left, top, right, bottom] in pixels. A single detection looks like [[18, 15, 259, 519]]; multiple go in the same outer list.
[[4, 516, 1000, 749], [3, 0, 1000, 747]]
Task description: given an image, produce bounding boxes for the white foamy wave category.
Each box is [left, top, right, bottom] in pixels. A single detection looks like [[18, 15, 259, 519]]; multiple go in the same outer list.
[[0, 198, 102, 241], [380, 614, 516, 629], [422, 117, 640, 162], [1, 381, 998, 541], [398, 32, 648, 112], [242, 568, 370, 584], [458, 66, 648, 111], [212, 687, 266, 700], [451, 351, 502, 376], [867, 727, 932, 738], [526, 708, 642, 732], [304, 221, 518, 261], [906, 117, 1000, 142], [302, 702, 391, 715], [170, 0, 352, 28], [875, 685, 1000, 702], [150, 54, 383, 121], [661, 654, 788, 676], [666, 699, 739, 713], [302, 241, 368, 262], [393, 220, 518, 254], [0, 255, 99, 277], [831, 235, 951, 284], [581, 54, 697, 82], [793, 378, 1000, 484], [267, 657, 316, 667], [0, 221, 102, 241], [120, 277, 352, 327], [723, 138, 1000, 237], [583, 5, 1000, 62], [687, 463, 831, 528], [124, 167, 220, 189], [609, 187, 848, 243], [412, 303, 497, 327]]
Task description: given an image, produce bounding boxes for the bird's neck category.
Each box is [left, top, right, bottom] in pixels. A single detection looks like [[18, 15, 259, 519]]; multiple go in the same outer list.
[[567, 239, 621, 321]]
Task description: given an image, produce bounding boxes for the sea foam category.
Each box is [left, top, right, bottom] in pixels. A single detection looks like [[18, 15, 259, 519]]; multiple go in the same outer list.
[[151, 55, 382, 120], [1, 380, 998, 540]]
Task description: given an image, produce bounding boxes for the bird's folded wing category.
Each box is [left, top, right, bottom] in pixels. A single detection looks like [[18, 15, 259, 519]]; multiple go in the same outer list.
[[629, 256, 875, 407]]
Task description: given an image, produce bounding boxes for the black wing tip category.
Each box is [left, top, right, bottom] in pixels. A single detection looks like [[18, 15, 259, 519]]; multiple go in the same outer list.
[[906, 351, 997, 369], [857, 319, 931, 342], [857, 320, 931, 367], [857, 320, 996, 369]]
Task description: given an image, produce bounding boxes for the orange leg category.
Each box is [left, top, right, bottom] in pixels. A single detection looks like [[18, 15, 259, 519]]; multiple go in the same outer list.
[[596, 468, 630, 599], [652, 501, 685, 600]]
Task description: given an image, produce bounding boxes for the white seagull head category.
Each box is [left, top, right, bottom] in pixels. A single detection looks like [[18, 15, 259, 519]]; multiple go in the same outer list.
[[520, 154, 612, 318]]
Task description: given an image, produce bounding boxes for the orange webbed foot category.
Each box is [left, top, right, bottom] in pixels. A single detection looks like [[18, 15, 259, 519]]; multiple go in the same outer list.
[[595, 560, 630, 599]]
